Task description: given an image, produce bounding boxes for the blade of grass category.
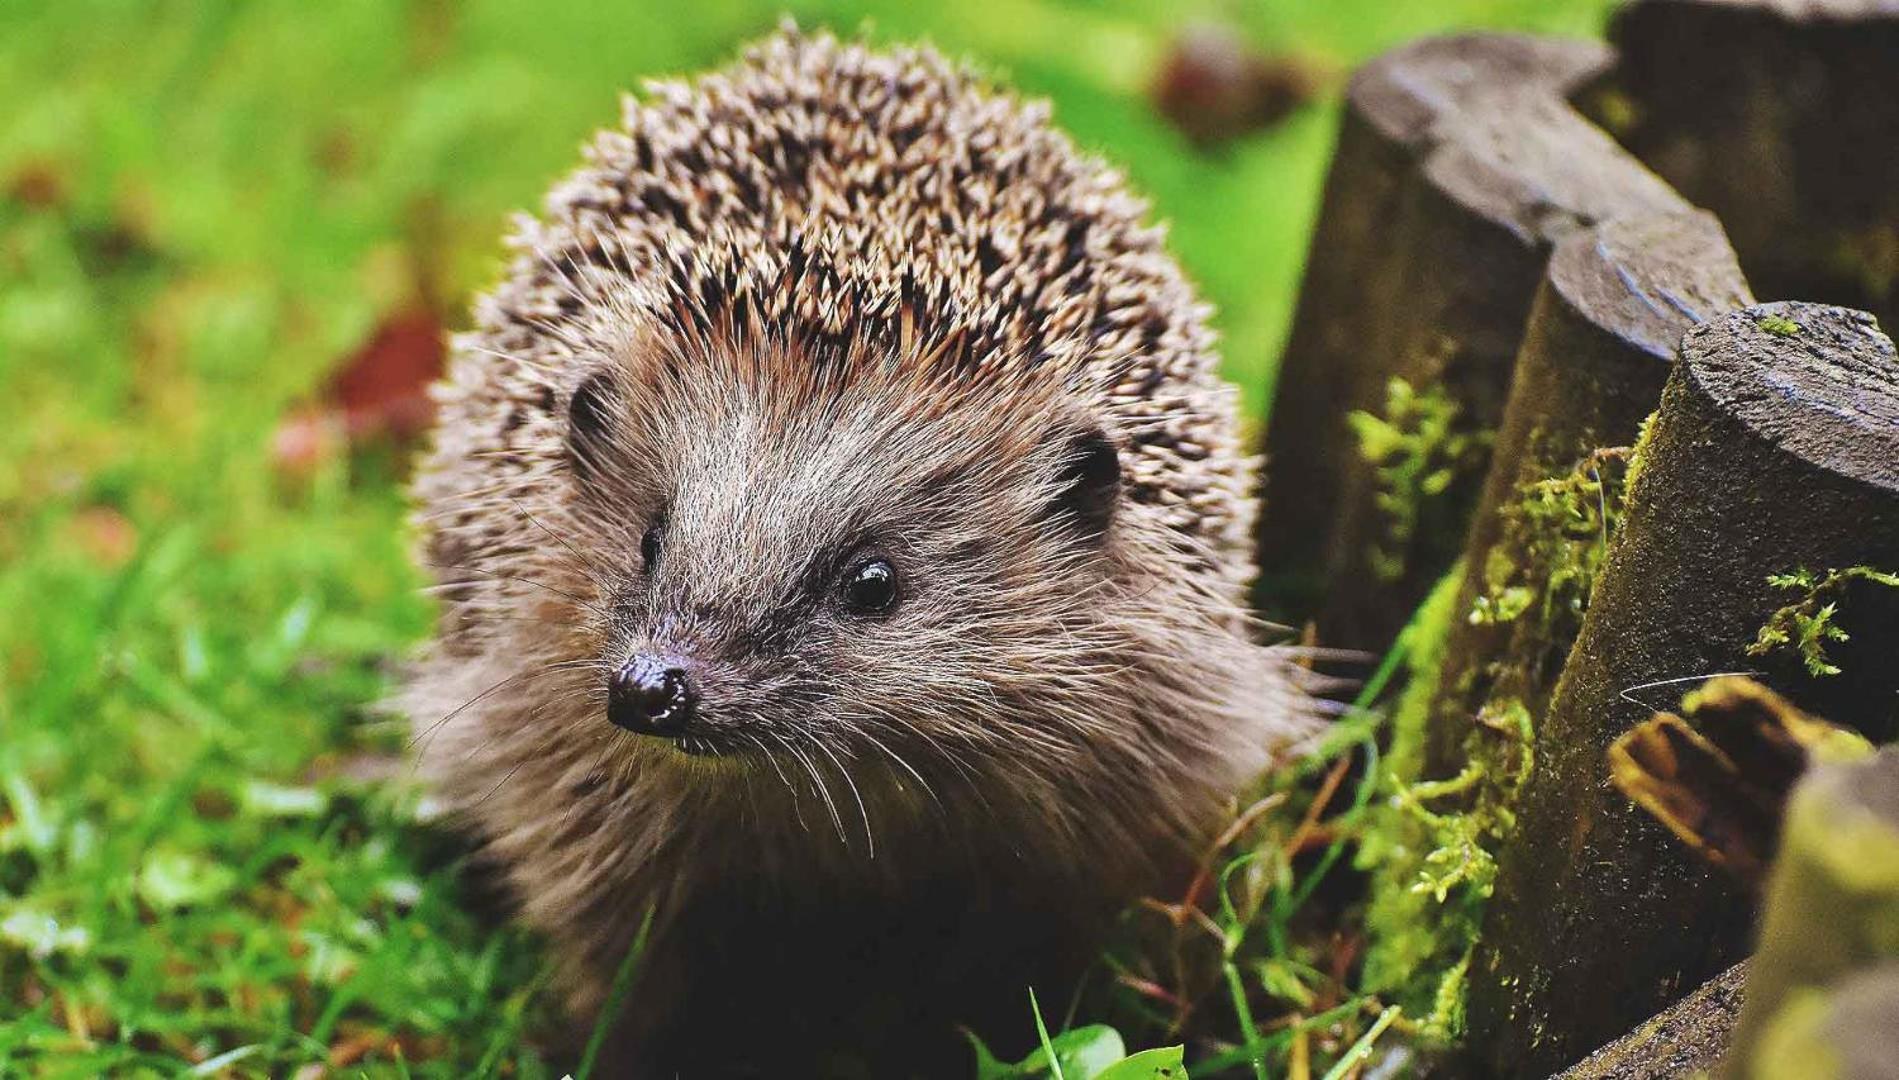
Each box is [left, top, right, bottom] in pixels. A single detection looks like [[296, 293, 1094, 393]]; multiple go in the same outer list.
[[1284, 734, 1381, 919], [576, 904, 657, 1080], [1222, 959, 1269, 1080], [1193, 994, 1374, 1070], [1211, 851, 1270, 1080], [1283, 566, 1455, 918], [1028, 987, 1065, 1080], [1319, 1005, 1401, 1080]]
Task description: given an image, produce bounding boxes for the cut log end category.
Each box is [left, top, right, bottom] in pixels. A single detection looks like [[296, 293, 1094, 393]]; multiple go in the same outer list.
[[1681, 304, 1899, 491], [1545, 210, 1754, 361]]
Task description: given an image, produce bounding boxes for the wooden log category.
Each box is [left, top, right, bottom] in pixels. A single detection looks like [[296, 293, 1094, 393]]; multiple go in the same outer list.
[[1355, 213, 1751, 1018], [1725, 748, 1899, 1075], [1467, 303, 1899, 1077], [1591, 0, 1899, 343], [1555, 962, 1747, 1080], [1415, 210, 1752, 781], [1256, 33, 1690, 648]]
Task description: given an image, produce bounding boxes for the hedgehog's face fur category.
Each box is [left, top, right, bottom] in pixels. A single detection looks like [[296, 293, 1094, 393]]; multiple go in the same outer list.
[[405, 31, 1316, 962], [560, 332, 1136, 793]]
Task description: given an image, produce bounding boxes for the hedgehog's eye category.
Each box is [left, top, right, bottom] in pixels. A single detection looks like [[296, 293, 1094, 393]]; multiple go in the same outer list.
[[840, 558, 899, 616], [640, 520, 664, 571]]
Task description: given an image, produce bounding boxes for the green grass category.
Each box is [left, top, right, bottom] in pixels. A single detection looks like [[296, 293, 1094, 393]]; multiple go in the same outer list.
[[2, 0, 1610, 1074]]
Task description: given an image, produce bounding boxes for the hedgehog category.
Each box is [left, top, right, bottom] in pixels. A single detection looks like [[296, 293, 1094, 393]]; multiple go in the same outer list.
[[402, 25, 1317, 1077]]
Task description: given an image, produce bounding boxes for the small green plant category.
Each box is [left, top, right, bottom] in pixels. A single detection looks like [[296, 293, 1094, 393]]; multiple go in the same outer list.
[[969, 1006, 1187, 1079], [1749, 565, 1899, 677], [1470, 446, 1632, 639], [1755, 314, 1802, 337], [1359, 443, 1634, 1039], [1349, 377, 1491, 583]]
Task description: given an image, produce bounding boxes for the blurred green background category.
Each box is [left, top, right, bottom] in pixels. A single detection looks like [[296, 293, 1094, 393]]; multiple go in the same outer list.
[[1, 0, 1611, 1073]]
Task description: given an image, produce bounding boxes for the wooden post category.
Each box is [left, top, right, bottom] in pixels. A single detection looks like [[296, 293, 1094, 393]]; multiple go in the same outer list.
[[1415, 210, 1752, 781], [1255, 33, 1689, 648], [1725, 748, 1899, 1076], [1591, 0, 1899, 343], [1467, 303, 1899, 1076], [1555, 962, 1747, 1080]]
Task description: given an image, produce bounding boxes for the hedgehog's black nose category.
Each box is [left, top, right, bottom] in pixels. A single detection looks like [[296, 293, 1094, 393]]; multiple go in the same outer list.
[[607, 654, 697, 736]]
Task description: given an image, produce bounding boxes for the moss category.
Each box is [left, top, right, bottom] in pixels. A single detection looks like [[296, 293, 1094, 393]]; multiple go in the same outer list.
[[1381, 566, 1466, 782], [1477, 446, 1632, 648], [1357, 567, 1484, 1035], [1749, 565, 1899, 677], [1622, 409, 1659, 502], [1357, 444, 1637, 1040], [1756, 314, 1802, 337], [1348, 377, 1491, 583]]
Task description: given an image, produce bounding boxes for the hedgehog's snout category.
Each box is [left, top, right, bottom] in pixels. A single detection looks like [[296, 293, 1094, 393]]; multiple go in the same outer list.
[[607, 652, 700, 738]]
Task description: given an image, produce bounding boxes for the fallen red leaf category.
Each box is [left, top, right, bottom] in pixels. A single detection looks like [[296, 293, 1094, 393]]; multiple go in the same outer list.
[[274, 307, 445, 475]]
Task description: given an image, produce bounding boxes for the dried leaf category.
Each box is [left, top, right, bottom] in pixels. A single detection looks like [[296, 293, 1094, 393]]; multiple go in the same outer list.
[[1609, 677, 1873, 887]]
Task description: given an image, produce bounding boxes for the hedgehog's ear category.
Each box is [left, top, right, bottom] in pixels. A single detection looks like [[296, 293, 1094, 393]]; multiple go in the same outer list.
[[1046, 425, 1121, 543], [567, 370, 620, 487]]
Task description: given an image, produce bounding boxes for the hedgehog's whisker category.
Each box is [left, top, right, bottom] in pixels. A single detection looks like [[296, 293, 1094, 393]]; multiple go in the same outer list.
[[761, 730, 814, 835], [476, 757, 531, 807], [742, 730, 800, 806], [810, 734, 875, 859], [854, 725, 939, 812], [506, 496, 616, 584], [783, 736, 847, 848], [409, 658, 600, 767], [424, 560, 608, 618]]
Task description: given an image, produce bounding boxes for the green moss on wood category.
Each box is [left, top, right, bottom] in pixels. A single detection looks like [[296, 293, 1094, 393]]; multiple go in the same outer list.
[[1357, 444, 1636, 1041], [1749, 566, 1899, 677], [1348, 378, 1492, 584], [1357, 567, 1478, 1039]]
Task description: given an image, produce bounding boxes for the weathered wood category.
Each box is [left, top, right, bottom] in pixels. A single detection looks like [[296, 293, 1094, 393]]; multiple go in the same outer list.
[[1591, 0, 1899, 341], [1556, 962, 1748, 1080], [1415, 211, 1752, 782], [1724, 748, 1899, 1075], [1468, 303, 1899, 1076], [1256, 33, 1689, 648]]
